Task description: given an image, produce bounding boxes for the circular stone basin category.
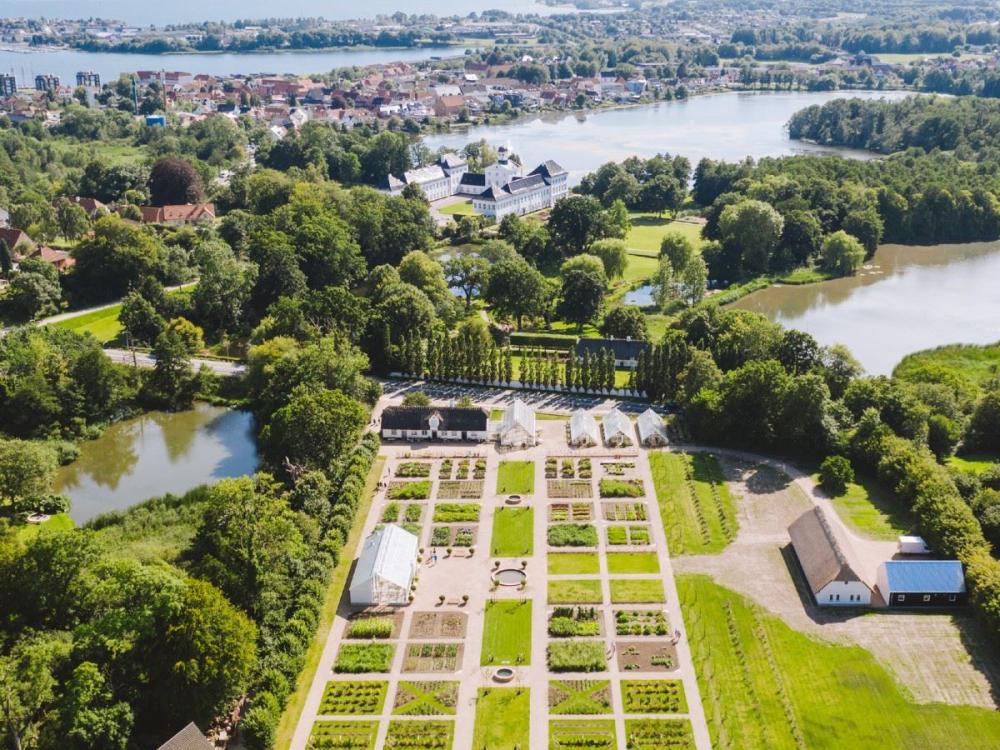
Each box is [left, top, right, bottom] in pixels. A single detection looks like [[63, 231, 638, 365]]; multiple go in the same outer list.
[[493, 667, 515, 683], [494, 568, 527, 586], [505, 495, 522, 505], [25, 513, 50, 524]]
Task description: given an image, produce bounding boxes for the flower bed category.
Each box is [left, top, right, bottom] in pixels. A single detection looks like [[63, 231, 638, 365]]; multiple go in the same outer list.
[[548, 523, 599, 547], [318, 681, 388, 715], [599, 479, 645, 498], [548, 607, 601, 637], [396, 461, 431, 478], [345, 617, 395, 639], [614, 609, 669, 637], [334, 643, 394, 673], [432, 503, 480, 523], [548, 480, 593, 499], [547, 640, 607, 672], [388, 480, 431, 500], [437, 480, 483, 500]]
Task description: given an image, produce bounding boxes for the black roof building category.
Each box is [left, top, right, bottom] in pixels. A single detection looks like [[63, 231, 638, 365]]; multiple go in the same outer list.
[[459, 172, 486, 188], [382, 406, 488, 433], [529, 160, 568, 179], [156, 723, 213, 750], [575, 337, 650, 361]]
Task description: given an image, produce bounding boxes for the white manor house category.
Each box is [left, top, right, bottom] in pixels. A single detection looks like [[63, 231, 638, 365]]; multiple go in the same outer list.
[[384, 146, 568, 220]]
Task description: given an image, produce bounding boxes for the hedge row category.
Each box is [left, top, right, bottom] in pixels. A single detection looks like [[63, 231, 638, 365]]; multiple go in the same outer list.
[[508, 331, 579, 350], [242, 433, 381, 750]]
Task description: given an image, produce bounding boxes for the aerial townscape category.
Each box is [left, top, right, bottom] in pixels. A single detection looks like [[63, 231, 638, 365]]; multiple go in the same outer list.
[[4, 1, 1000, 750]]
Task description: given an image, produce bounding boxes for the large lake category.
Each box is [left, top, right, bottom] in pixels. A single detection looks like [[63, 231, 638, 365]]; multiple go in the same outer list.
[[56, 403, 258, 524], [423, 90, 911, 185], [733, 241, 1000, 376]]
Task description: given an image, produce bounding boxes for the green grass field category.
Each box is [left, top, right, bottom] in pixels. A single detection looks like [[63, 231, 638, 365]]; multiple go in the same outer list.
[[625, 214, 705, 254], [472, 688, 530, 750], [821, 473, 914, 540], [894, 342, 1000, 391], [491, 507, 534, 556], [777, 266, 834, 285], [439, 199, 476, 216], [649, 452, 737, 555], [51, 304, 123, 343], [948, 453, 1000, 474], [549, 579, 603, 604], [548, 552, 600, 575], [481, 600, 532, 666], [606, 551, 660, 574], [609, 579, 665, 604], [15, 513, 74, 540], [496, 460, 535, 495], [679, 574, 1000, 750]]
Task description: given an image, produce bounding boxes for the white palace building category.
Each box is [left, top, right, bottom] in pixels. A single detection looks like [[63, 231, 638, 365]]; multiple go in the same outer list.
[[384, 146, 568, 220]]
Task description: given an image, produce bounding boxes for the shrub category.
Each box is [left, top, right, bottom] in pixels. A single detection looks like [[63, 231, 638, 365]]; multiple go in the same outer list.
[[819, 455, 854, 496]]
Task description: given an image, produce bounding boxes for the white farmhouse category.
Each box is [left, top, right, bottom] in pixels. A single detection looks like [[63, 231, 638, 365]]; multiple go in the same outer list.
[[349, 524, 418, 607], [788, 506, 872, 607], [381, 406, 489, 442], [602, 409, 633, 447], [498, 399, 537, 448], [568, 410, 599, 447]]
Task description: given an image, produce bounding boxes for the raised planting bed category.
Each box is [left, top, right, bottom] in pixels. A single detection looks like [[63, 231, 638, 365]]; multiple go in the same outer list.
[[396, 461, 431, 478], [547, 640, 607, 672], [333, 643, 394, 674], [345, 615, 397, 639], [614, 609, 669, 637], [548, 681, 612, 715], [373, 522, 421, 536], [599, 479, 645, 498], [548, 523, 599, 547], [548, 579, 603, 604], [550, 719, 618, 749], [606, 552, 660, 575], [455, 459, 469, 479], [623, 719, 695, 750], [381, 502, 427, 525], [436, 480, 483, 500], [388, 480, 432, 500], [548, 606, 602, 637], [432, 503, 480, 522], [308, 720, 377, 750], [606, 524, 652, 545], [548, 480, 593, 499], [429, 525, 477, 549], [408, 611, 467, 640], [621, 679, 688, 714], [609, 579, 665, 604], [549, 502, 593, 522], [601, 461, 635, 476], [403, 642, 463, 672], [393, 680, 459, 716], [384, 719, 455, 750], [602, 502, 648, 522], [318, 681, 388, 715], [616, 641, 677, 672], [548, 552, 600, 575], [438, 459, 453, 479]]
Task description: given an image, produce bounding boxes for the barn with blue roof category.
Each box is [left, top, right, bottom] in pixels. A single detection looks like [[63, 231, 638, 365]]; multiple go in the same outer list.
[[876, 560, 966, 608]]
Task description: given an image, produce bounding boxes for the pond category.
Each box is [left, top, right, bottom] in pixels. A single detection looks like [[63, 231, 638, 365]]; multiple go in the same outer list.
[[422, 90, 911, 186], [55, 403, 258, 524], [732, 241, 1000, 376], [623, 284, 655, 307]]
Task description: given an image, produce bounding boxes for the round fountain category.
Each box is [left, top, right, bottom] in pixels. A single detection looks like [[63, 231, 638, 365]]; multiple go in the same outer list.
[[493, 667, 515, 683], [505, 494, 523, 506], [493, 568, 527, 587]]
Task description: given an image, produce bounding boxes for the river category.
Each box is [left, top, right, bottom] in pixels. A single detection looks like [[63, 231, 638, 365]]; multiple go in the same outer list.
[[732, 241, 1000, 376], [55, 403, 258, 524], [422, 90, 911, 186]]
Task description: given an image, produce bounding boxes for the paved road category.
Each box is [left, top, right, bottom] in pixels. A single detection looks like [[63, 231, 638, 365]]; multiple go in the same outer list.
[[103, 348, 246, 376]]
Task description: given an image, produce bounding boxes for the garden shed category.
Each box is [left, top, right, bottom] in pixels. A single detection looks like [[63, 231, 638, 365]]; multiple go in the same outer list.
[[349, 524, 418, 607], [602, 409, 633, 447], [636, 408, 668, 447], [498, 399, 537, 447], [568, 410, 599, 447]]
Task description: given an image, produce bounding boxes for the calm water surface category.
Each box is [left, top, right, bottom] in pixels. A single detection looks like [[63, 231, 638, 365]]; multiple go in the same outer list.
[[423, 90, 910, 185], [56, 403, 258, 523], [733, 242, 1000, 376]]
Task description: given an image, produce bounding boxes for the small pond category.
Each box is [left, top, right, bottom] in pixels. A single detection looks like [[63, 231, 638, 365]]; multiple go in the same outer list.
[[56, 403, 258, 524], [494, 568, 528, 586], [623, 284, 656, 307]]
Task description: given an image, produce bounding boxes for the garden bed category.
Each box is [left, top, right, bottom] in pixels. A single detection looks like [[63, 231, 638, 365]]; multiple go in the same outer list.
[[602, 502, 648, 522], [333, 643, 395, 673], [429, 525, 477, 548], [548, 523, 599, 547], [614, 609, 669, 637], [436, 480, 483, 499], [549, 719, 617, 749], [408, 611, 467, 639], [623, 719, 694, 749], [599, 478, 645, 498], [318, 681, 388, 715], [601, 461, 635, 476], [616, 641, 677, 672], [610, 579, 665, 603], [549, 502, 593, 522], [548, 606, 602, 637], [387, 480, 432, 500], [393, 681, 459, 716], [548, 480, 593, 499], [381, 502, 425, 525], [308, 720, 378, 750], [385, 719, 455, 749], [621, 679, 687, 714], [403, 642, 463, 672], [607, 524, 651, 546], [345, 614, 401, 639], [432, 503, 480, 522], [548, 640, 607, 672], [548, 681, 612, 715], [396, 461, 431, 478]]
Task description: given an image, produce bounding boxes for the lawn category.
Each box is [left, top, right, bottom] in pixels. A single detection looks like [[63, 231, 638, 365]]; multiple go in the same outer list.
[[609, 579, 665, 604], [51, 304, 123, 343], [548, 552, 600, 575], [496, 460, 535, 495], [275, 457, 384, 748], [606, 551, 660, 574], [948, 453, 1000, 474], [481, 600, 532, 666], [894, 342, 1000, 391], [625, 213, 705, 254], [777, 266, 834, 285], [439, 199, 475, 216], [15, 513, 74, 541], [678, 574, 1000, 750], [822, 473, 914, 541], [549, 579, 603, 604], [491, 507, 534, 556], [649, 452, 737, 555], [472, 688, 530, 750]]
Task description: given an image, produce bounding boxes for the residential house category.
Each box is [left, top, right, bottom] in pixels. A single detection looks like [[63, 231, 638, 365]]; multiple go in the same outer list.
[[381, 406, 489, 442], [139, 203, 216, 226], [575, 337, 650, 369], [788, 506, 872, 607]]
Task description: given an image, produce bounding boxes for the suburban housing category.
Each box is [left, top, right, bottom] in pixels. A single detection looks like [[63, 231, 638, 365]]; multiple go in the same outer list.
[[349, 524, 419, 607], [381, 405, 489, 442], [788, 506, 873, 607]]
